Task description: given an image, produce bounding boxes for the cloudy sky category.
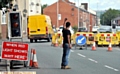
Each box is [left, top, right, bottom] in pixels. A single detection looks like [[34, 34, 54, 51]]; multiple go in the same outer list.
[[41, 0, 120, 10]]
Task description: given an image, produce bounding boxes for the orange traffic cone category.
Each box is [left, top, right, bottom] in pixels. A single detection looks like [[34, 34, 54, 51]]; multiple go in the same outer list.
[[29, 49, 34, 68], [108, 42, 112, 51], [32, 49, 39, 68], [54, 39, 58, 47], [92, 41, 96, 51]]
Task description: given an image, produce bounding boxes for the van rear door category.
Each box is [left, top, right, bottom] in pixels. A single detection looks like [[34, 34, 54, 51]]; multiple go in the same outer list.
[[28, 16, 46, 35], [36, 17, 46, 34], [28, 17, 37, 35]]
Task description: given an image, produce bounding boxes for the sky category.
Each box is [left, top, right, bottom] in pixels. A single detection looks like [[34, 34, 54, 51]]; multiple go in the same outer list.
[[41, 0, 120, 11]]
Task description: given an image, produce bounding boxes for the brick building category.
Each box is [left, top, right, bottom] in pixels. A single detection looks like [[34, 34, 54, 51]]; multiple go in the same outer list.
[[112, 16, 120, 26], [43, 0, 96, 31]]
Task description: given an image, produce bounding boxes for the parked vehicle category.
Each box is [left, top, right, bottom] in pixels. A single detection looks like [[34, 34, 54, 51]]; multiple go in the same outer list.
[[77, 27, 88, 32], [97, 26, 112, 33], [92, 26, 99, 33], [27, 15, 54, 42], [57, 26, 74, 35]]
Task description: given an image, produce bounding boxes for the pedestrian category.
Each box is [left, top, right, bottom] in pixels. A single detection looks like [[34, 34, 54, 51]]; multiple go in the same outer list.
[[61, 18, 72, 69]]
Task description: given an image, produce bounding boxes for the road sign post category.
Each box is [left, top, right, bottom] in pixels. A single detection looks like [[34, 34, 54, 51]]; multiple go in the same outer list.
[[75, 35, 87, 50]]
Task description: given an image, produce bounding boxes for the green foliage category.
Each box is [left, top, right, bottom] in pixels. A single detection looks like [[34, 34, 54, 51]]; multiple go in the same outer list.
[[41, 4, 48, 14], [100, 8, 120, 25], [72, 25, 78, 33], [0, 0, 13, 10]]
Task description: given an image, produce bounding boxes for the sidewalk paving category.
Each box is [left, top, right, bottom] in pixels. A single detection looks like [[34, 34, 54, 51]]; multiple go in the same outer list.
[[0, 58, 8, 71]]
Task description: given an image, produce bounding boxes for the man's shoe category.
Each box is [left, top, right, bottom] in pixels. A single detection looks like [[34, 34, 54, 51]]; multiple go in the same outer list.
[[61, 66, 65, 69], [64, 66, 71, 69]]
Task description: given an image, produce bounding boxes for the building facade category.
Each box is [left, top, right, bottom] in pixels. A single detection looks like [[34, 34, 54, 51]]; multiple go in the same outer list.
[[43, 0, 96, 32], [11, 0, 41, 35]]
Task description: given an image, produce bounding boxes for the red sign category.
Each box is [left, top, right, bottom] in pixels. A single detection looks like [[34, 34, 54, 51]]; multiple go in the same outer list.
[[1, 41, 29, 61]]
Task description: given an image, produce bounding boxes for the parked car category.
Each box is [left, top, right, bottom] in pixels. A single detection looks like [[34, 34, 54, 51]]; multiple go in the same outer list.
[[52, 26, 57, 33], [97, 26, 112, 33], [57, 26, 74, 35], [92, 26, 99, 33], [77, 27, 88, 32]]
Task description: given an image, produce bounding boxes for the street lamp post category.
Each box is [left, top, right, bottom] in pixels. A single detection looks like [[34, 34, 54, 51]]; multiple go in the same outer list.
[[57, 0, 59, 28], [88, 0, 90, 32], [78, 0, 80, 28]]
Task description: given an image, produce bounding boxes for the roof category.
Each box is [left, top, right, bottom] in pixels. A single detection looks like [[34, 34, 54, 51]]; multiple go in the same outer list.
[[113, 16, 120, 20], [59, 0, 96, 16]]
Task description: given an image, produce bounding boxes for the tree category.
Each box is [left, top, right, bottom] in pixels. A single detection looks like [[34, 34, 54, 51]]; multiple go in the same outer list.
[[41, 4, 48, 14], [0, 0, 13, 10], [100, 8, 120, 25]]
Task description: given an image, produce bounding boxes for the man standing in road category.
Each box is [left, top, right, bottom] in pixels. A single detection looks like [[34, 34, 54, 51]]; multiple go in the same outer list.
[[61, 18, 72, 69]]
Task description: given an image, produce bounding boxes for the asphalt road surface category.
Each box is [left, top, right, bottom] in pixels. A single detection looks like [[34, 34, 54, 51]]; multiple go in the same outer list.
[[5, 39, 119, 74]]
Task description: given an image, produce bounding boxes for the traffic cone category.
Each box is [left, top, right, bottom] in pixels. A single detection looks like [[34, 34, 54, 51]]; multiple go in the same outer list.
[[92, 41, 96, 51], [32, 49, 39, 69], [29, 49, 34, 68], [54, 39, 58, 47], [108, 42, 112, 52]]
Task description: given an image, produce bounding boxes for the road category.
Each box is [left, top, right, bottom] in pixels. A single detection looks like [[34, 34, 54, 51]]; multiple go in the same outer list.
[[6, 39, 120, 74]]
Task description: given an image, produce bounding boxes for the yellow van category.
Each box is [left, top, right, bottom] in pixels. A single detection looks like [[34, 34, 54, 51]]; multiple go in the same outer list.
[[27, 15, 54, 43]]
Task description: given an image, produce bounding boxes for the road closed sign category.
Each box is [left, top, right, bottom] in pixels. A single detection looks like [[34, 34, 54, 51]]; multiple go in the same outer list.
[[1, 41, 29, 61]]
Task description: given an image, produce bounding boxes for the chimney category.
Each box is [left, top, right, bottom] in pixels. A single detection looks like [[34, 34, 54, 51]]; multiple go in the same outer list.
[[81, 3, 88, 10], [64, 0, 75, 5]]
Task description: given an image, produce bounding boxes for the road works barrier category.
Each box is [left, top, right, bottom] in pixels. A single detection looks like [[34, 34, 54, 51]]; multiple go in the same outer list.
[[95, 33, 119, 46], [52, 32, 75, 47], [73, 32, 95, 45], [51, 33, 57, 46]]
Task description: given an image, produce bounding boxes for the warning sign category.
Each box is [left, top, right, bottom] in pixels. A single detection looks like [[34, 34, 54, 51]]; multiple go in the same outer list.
[[1, 41, 29, 61]]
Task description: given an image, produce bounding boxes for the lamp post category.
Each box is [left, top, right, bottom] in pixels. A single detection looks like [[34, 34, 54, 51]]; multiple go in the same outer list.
[[88, 0, 90, 32], [78, 0, 80, 28], [57, 0, 59, 28]]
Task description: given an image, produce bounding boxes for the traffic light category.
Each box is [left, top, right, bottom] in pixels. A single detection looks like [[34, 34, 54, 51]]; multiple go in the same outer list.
[[9, 12, 22, 37]]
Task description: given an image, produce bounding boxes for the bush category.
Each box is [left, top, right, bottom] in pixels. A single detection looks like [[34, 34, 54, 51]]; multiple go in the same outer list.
[[72, 26, 78, 33]]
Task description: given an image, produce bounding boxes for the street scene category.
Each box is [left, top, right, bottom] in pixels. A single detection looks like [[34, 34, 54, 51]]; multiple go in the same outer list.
[[0, 0, 120, 74]]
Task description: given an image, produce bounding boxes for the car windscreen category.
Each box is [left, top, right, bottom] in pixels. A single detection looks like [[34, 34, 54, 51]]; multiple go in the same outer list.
[[116, 28, 120, 31], [59, 27, 63, 29], [78, 28, 86, 32], [99, 26, 111, 30]]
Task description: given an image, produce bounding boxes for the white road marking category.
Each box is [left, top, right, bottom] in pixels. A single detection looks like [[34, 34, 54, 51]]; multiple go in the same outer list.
[[105, 65, 119, 72], [88, 58, 98, 63], [77, 53, 86, 58]]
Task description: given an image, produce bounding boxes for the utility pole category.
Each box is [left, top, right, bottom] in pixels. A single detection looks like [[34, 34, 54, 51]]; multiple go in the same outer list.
[[96, 2, 98, 26], [57, 0, 59, 28], [78, 0, 80, 28], [88, 0, 90, 32]]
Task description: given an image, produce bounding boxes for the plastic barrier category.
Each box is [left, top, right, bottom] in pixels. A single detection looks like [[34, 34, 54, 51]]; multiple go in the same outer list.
[[54, 32, 75, 46], [51, 33, 57, 46], [73, 32, 95, 45], [116, 32, 120, 43], [95, 33, 119, 46]]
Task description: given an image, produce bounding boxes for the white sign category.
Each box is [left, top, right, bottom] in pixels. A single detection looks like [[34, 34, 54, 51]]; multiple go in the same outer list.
[[58, 14, 61, 20], [1, 8, 7, 24]]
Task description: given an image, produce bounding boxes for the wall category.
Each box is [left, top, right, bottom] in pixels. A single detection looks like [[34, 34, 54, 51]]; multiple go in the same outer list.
[[43, 0, 97, 32]]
